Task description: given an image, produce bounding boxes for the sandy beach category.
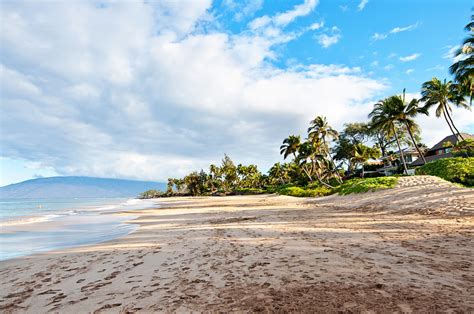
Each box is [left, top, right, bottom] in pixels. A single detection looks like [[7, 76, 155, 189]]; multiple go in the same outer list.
[[1, 175, 473, 313]]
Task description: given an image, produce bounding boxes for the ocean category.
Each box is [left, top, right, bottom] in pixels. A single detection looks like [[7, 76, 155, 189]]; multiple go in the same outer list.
[[0, 197, 158, 261]]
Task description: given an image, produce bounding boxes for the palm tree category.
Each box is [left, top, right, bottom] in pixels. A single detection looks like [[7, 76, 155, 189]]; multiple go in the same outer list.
[[280, 135, 301, 160], [399, 89, 429, 164], [308, 116, 341, 183], [308, 116, 339, 152], [350, 143, 381, 178], [421, 78, 470, 141], [450, 15, 473, 104], [296, 141, 316, 182], [369, 97, 409, 175], [268, 162, 286, 185]]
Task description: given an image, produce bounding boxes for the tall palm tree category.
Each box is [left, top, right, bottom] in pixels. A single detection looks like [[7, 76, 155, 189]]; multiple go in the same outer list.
[[308, 116, 339, 151], [308, 116, 341, 182], [369, 97, 409, 175], [450, 15, 473, 104], [280, 135, 301, 160], [421, 78, 470, 141], [399, 89, 429, 164]]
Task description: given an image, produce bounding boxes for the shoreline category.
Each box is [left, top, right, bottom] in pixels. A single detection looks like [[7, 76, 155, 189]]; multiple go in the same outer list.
[[1, 176, 473, 312], [0, 198, 160, 261]]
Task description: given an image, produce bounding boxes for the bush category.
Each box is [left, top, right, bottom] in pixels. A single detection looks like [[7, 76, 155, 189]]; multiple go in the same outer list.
[[234, 188, 267, 195], [415, 157, 474, 186], [452, 139, 474, 157], [335, 177, 398, 195], [278, 186, 333, 197], [139, 189, 165, 198]]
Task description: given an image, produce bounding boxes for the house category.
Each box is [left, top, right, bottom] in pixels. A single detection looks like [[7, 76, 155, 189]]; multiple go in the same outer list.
[[377, 147, 421, 176], [411, 133, 474, 167]]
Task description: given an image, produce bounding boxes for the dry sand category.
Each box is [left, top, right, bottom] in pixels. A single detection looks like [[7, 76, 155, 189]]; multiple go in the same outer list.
[[1, 175, 473, 313]]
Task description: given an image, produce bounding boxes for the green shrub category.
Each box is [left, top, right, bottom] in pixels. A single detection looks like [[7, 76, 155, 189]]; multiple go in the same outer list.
[[415, 157, 474, 186], [335, 177, 398, 195], [139, 189, 165, 198], [452, 139, 474, 157], [278, 186, 332, 197], [234, 188, 267, 195]]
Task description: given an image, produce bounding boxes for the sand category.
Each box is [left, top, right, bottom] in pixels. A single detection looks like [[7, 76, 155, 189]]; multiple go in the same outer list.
[[1, 175, 473, 313]]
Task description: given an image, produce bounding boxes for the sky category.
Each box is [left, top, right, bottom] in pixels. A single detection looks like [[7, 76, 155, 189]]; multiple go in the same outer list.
[[0, 0, 473, 186]]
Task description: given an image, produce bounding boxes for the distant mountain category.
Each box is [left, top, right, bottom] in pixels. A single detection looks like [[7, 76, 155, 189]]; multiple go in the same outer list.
[[0, 176, 166, 199]]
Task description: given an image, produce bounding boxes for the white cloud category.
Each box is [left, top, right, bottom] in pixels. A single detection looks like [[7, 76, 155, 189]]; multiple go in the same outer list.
[[384, 64, 394, 71], [274, 0, 318, 26], [316, 25, 341, 48], [372, 22, 419, 41], [250, 0, 317, 30], [389, 22, 419, 34], [372, 33, 387, 41], [247, 0, 319, 49], [399, 53, 421, 62], [227, 0, 264, 21], [308, 21, 324, 30], [358, 0, 369, 11], [317, 33, 341, 48], [0, 1, 391, 182], [406, 69, 414, 74]]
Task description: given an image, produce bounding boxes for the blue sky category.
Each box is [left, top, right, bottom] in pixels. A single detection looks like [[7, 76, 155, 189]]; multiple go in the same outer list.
[[0, 0, 473, 186]]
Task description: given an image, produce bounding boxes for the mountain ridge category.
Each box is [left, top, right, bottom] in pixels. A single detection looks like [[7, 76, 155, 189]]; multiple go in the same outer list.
[[0, 176, 166, 199]]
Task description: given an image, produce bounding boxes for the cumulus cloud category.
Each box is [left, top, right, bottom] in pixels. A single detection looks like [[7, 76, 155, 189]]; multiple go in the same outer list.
[[399, 53, 421, 62], [0, 1, 392, 181]]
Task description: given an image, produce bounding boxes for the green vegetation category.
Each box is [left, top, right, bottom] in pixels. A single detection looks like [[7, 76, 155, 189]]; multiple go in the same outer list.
[[335, 177, 399, 195], [140, 17, 472, 199], [139, 189, 165, 199], [278, 186, 333, 197], [415, 157, 474, 187], [452, 139, 474, 157]]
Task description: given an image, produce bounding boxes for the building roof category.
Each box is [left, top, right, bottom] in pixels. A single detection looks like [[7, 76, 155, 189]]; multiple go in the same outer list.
[[411, 133, 474, 167], [411, 152, 453, 167], [429, 133, 474, 152]]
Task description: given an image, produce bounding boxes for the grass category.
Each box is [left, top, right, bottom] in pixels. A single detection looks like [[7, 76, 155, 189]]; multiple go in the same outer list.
[[333, 177, 398, 195], [277, 186, 333, 197], [415, 157, 474, 187]]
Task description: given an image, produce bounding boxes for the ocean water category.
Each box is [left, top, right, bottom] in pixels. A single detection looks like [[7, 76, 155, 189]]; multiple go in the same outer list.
[[0, 198, 158, 261]]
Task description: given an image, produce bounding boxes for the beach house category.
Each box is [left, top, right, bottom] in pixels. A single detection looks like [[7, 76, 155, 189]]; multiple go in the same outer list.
[[411, 133, 474, 167]]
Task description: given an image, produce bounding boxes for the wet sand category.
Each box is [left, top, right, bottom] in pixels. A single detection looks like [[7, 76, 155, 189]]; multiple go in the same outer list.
[[1, 175, 473, 313]]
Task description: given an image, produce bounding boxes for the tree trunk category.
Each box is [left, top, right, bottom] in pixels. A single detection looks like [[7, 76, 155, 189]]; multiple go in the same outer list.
[[394, 129, 408, 175], [323, 137, 342, 183], [315, 172, 334, 189], [405, 122, 427, 164], [301, 164, 313, 182], [445, 109, 465, 140], [442, 110, 459, 139], [361, 164, 365, 178]]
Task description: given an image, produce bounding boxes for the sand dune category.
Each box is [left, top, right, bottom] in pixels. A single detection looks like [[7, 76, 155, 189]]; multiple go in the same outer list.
[[1, 175, 473, 313]]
